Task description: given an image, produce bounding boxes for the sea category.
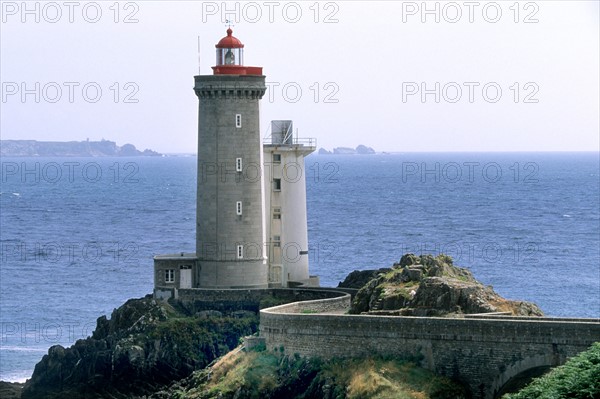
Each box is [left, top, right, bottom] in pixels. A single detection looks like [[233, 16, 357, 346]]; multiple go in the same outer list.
[[1, 152, 599, 382]]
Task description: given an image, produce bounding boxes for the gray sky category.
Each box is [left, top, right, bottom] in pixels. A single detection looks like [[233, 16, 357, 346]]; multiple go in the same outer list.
[[1, 1, 598, 153]]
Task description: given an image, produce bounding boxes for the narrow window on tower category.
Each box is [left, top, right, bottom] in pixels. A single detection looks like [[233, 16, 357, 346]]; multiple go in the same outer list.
[[237, 245, 244, 259], [235, 114, 242, 128], [273, 235, 281, 247], [273, 208, 281, 219], [273, 178, 281, 191], [273, 153, 281, 163], [236, 158, 243, 172], [236, 201, 243, 215]]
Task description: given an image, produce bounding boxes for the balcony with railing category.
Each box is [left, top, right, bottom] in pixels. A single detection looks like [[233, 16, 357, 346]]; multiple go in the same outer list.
[[263, 120, 316, 150]]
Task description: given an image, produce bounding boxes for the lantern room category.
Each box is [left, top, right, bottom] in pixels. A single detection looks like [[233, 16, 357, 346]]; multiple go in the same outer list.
[[216, 28, 244, 66], [212, 28, 263, 76]]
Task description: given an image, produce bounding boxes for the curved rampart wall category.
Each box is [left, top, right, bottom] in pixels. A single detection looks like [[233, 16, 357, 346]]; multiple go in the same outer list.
[[260, 295, 600, 399], [258, 290, 351, 314]]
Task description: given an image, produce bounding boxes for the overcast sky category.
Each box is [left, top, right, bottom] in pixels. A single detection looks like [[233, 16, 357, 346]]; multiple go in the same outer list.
[[1, 1, 598, 153]]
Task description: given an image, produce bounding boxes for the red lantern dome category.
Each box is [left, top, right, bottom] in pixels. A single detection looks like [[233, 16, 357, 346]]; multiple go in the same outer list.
[[216, 28, 244, 49], [212, 28, 262, 76]]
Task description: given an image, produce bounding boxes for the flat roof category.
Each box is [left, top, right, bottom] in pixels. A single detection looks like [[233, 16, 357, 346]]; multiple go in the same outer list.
[[154, 253, 197, 260]]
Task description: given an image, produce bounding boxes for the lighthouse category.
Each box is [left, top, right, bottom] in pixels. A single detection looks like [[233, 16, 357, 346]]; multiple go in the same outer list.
[[153, 29, 317, 296], [194, 28, 268, 288]]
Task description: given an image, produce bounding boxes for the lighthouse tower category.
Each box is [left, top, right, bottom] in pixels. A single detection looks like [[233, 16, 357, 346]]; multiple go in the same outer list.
[[193, 28, 268, 288], [153, 29, 317, 297]]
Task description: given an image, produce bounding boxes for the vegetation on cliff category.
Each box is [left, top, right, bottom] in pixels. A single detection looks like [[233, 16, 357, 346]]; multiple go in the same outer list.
[[342, 254, 544, 316], [503, 342, 600, 399], [151, 348, 468, 399], [21, 296, 258, 399]]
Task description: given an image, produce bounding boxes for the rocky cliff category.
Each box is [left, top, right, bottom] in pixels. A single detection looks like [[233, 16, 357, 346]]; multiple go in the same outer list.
[[21, 296, 257, 399], [342, 254, 544, 316]]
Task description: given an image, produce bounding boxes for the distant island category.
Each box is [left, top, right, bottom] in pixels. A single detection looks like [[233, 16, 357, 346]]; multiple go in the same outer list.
[[0, 139, 161, 157], [318, 145, 375, 155]]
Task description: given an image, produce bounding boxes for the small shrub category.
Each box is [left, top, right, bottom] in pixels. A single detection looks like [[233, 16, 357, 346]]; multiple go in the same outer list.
[[503, 342, 600, 399], [249, 342, 266, 352]]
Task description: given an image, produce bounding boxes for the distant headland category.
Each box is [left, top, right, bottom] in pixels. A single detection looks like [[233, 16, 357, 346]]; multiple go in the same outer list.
[[318, 145, 376, 155], [0, 139, 162, 157]]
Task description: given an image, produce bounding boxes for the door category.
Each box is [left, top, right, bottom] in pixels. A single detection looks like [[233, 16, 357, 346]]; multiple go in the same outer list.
[[180, 265, 192, 289]]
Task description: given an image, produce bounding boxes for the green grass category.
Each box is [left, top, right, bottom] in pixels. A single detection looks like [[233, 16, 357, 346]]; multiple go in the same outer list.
[[181, 351, 281, 399], [321, 357, 467, 399], [174, 352, 467, 399], [503, 342, 600, 399]]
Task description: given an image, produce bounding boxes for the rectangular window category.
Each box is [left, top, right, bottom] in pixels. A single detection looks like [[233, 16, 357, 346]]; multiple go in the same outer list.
[[273, 153, 281, 163], [237, 245, 244, 259], [273, 178, 281, 191], [236, 201, 242, 215], [273, 208, 281, 219], [236, 158, 243, 172], [235, 114, 242, 128], [273, 235, 281, 247], [165, 269, 175, 283]]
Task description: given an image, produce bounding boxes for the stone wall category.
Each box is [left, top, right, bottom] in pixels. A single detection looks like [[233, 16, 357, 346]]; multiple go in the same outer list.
[[464, 314, 600, 322], [171, 287, 352, 313], [260, 301, 600, 398], [263, 292, 350, 314]]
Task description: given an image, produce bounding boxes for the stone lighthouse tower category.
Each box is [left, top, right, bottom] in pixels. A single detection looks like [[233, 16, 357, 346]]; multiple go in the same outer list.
[[193, 28, 268, 288]]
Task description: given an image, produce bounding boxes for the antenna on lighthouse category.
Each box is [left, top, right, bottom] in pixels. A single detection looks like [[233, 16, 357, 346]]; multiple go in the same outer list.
[[197, 35, 201, 75]]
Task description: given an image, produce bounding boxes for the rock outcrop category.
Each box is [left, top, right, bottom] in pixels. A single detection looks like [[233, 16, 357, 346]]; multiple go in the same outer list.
[[338, 268, 392, 289], [21, 296, 258, 399], [346, 254, 544, 317]]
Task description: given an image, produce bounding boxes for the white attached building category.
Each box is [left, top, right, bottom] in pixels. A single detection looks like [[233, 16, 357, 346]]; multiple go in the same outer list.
[[263, 120, 317, 287]]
